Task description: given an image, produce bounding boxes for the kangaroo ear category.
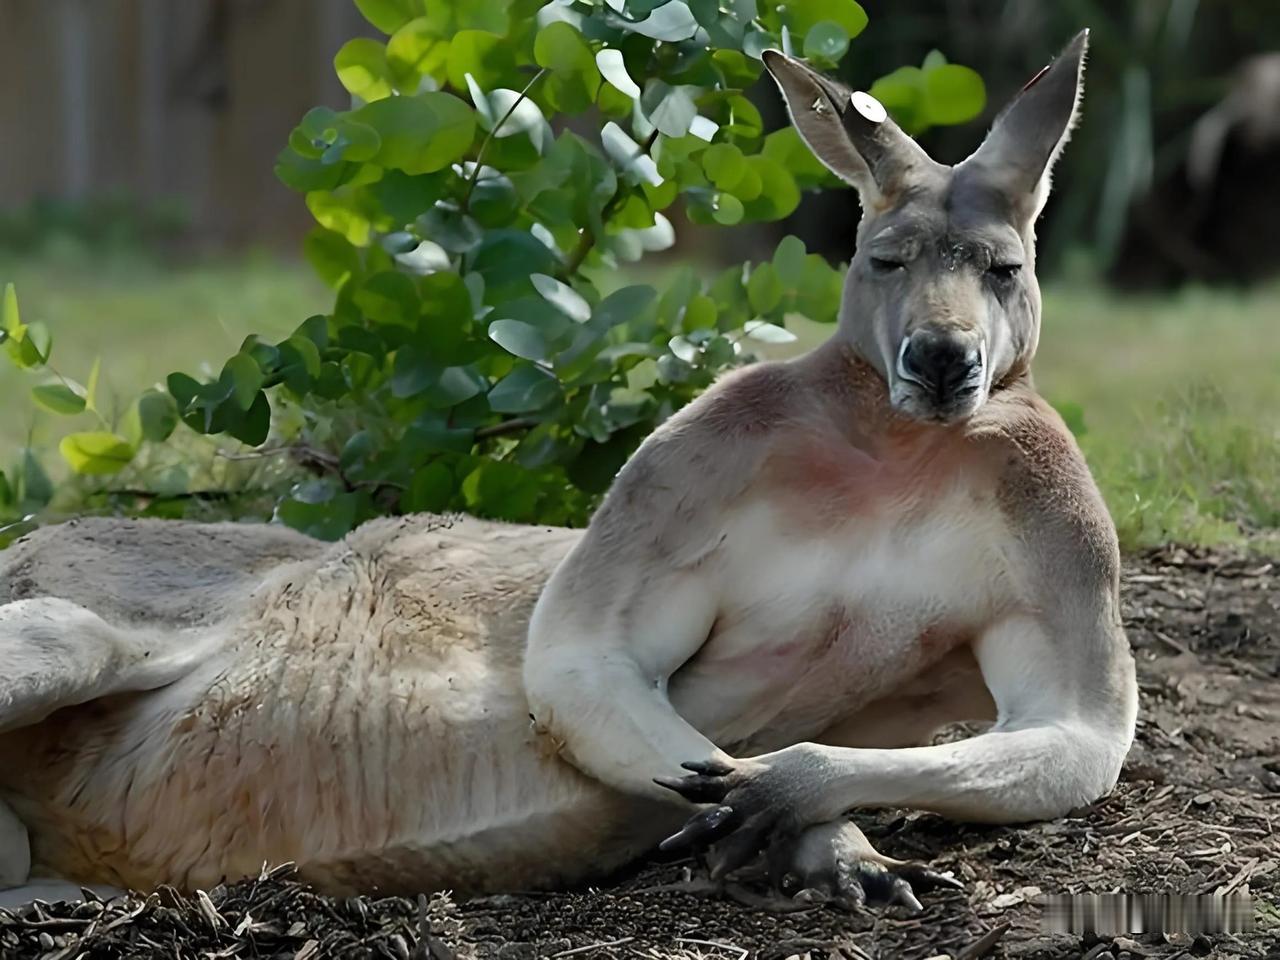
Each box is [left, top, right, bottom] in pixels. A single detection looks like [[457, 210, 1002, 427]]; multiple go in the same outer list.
[[961, 29, 1090, 219], [762, 49, 934, 207]]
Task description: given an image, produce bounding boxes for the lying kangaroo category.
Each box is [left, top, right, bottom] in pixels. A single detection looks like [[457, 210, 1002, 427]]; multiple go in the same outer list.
[[0, 29, 1135, 911]]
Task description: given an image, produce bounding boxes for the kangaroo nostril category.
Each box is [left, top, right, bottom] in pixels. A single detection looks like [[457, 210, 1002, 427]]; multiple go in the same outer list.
[[897, 331, 982, 394]]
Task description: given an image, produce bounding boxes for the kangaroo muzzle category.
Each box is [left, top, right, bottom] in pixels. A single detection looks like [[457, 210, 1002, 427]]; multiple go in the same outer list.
[[893, 328, 987, 421]]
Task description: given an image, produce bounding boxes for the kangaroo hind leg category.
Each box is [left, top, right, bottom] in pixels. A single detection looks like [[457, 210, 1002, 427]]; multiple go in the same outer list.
[[0, 596, 218, 736]]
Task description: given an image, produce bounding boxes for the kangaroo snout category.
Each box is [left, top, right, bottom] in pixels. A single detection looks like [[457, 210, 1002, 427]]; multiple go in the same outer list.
[[897, 328, 983, 391]]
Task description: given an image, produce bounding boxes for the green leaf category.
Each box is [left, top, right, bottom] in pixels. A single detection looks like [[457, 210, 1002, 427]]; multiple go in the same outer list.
[[532, 274, 592, 323], [446, 30, 518, 91], [424, 365, 488, 408], [352, 93, 477, 175], [306, 192, 374, 246], [488, 365, 560, 413], [21, 449, 53, 506], [422, 0, 507, 35], [773, 234, 808, 286], [596, 48, 640, 99], [403, 462, 455, 513], [84, 356, 101, 413], [355, 0, 419, 34], [471, 230, 559, 303], [31, 383, 86, 415], [417, 202, 483, 253], [355, 271, 419, 328], [335, 38, 394, 102], [221, 352, 265, 411], [225, 391, 272, 446], [136, 389, 180, 443], [278, 490, 363, 541], [702, 143, 746, 190], [739, 156, 800, 222], [488, 318, 549, 361], [744, 319, 797, 344], [641, 82, 698, 138], [534, 21, 595, 73], [1, 283, 19, 336], [767, 0, 866, 38], [406, 414, 476, 454], [803, 21, 849, 63], [305, 228, 362, 288], [747, 263, 783, 314], [467, 169, 520, 227], [923, 63, 986, 125], [59, 432, 136, 476], [683, 294, 718, 330], [625, 1, 699, 41], [386, 17, 450, 88], [593, 285, 657, 331]]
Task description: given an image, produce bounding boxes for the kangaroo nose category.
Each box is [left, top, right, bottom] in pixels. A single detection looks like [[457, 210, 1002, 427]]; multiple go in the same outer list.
[[897, 329, 982, 395]]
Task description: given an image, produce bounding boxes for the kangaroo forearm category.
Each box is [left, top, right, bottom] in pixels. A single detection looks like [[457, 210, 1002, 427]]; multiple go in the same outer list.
[[800, 719, 1129, 824], [528, 657, 729, 801]]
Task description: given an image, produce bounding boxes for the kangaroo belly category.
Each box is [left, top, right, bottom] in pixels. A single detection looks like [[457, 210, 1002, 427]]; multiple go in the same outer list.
[[0, 514, 648, 894]]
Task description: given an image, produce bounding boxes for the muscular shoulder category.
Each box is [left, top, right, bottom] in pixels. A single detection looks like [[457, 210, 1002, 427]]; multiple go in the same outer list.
[[568, 360, 806, 574], [968, 384, 1119, 595]]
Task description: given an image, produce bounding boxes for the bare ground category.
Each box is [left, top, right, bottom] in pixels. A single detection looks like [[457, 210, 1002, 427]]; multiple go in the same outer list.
[[2, 546, 1277, 960]]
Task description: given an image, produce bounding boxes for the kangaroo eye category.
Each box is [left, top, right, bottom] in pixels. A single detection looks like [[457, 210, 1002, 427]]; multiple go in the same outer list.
[[870, 257, 905, 273], [987, 263, 1022, 281]]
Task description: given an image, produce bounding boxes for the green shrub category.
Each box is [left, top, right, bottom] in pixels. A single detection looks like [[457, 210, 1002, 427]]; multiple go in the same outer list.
[[1, 0, 987, 542]]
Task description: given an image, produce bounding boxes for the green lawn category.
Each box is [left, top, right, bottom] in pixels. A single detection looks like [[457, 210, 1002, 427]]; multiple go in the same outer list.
[[2, 253, 1276, 550], [0, 253, 328, 452]]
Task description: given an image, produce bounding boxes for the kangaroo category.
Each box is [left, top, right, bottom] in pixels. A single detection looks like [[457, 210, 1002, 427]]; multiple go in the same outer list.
[[0, 29, 1135, 912]]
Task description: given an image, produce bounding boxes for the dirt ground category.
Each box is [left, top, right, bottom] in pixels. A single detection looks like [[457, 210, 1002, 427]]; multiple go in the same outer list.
[[2, 546, 1277, 960]]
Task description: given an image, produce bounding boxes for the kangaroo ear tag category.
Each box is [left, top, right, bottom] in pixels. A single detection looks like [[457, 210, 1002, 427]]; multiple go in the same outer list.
[[850, 91, 887, 124]]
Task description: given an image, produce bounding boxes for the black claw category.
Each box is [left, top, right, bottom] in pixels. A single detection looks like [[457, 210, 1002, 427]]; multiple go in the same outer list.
[[852, 862, 898, 905], [653, 773, 731, 803], [680, 758, 735, 776], [894, 862, 965, 891], [888, 877, 924, 913], [658, 805, 736, 852]]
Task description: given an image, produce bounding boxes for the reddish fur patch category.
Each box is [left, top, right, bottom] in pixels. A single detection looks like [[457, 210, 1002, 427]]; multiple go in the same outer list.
[[764, 424, 975, 529]]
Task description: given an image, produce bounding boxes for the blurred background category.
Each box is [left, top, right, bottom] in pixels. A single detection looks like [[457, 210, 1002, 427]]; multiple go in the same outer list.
[[1, 0, 1277, 547]]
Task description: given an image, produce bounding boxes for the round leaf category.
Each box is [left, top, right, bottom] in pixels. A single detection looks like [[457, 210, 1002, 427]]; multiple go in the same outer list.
[[335, 39, 394, 102], [532, 274, 592, 323], [355, 0, 419, 35], [596, 48, 640, 98], [488, 365, 560, 413], [489, 318, 549, 361], [60, 432, 135, 476], [447, 30, 518, 91], [627, 1, 699, 42], [923, 63, 986, 125], [31, 383, 86, 415], [353, 93, 477, 175], [137, 389, 180, 442], [803, 21, 849, 63]]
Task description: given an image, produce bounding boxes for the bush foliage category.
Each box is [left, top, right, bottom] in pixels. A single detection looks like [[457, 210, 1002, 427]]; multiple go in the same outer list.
[[1, 0, 986, 542]]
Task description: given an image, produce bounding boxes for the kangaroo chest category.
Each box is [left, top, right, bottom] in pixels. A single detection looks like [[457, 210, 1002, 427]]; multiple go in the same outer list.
[[668, 468, 1015, 752]]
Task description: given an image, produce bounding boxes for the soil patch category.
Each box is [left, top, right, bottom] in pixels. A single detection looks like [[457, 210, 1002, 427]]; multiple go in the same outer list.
[[2, 546, 1277, 959]]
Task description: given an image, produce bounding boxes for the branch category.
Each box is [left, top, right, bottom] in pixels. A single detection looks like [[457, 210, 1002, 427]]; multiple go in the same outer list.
[[474, 417, 538, 440], [562, 128, 661, 278], [462, 68, 549, 211]]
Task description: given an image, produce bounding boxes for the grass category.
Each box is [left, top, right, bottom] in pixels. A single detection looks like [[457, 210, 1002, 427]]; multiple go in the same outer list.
[[0, 250, 328, 452], [2, 251, 1277, 551]]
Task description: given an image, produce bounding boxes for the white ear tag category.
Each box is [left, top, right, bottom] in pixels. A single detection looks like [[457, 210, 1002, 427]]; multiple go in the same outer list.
[[850, 91, 887, 123]]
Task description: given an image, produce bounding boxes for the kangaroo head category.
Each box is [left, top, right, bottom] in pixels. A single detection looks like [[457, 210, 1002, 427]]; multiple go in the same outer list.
[[764, 31, 1088, 423]]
